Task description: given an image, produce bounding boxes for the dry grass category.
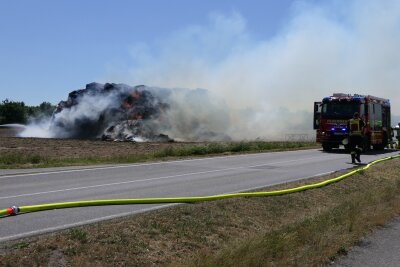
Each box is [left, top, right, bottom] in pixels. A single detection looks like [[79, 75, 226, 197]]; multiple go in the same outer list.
[[0, 137, 318, 168], [0, 158, 399, 267]]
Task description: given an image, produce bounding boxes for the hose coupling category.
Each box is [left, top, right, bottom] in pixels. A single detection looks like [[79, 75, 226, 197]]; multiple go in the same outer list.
[[6, 206, 20, 216]]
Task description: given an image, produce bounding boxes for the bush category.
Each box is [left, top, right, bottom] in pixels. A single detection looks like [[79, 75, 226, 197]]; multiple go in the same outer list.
[[0, 99, 56, 124], [0, 99, 27, 124]]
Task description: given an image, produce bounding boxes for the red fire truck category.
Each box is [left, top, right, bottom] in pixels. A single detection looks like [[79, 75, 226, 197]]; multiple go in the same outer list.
[[313, 93, 392, 151]]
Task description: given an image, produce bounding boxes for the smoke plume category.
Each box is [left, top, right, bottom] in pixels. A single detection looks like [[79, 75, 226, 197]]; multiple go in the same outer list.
[[103, 0, 400, 140], [20, 0, 400, 141], [20, 83, 232, 141]]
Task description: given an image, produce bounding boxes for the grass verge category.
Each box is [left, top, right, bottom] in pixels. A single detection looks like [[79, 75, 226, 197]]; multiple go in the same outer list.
[[0, 157, 399, 266], [0, 141, 318, 169]]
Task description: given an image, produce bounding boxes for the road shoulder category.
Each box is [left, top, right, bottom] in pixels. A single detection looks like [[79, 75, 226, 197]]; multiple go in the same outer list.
[[332, 216, 400, 267]]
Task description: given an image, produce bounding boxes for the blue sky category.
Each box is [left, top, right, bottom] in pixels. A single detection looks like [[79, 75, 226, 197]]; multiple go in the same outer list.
[[0, 0, 297, 105], [1, 0, 400, 119]]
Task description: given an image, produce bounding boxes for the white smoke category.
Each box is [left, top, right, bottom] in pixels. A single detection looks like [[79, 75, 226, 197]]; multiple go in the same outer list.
[[161, 88, 231, 141], [20, 88, 123, 139], [50, 92, 121, 138], [19, 83, 233, 141], [19, 120, 52, 138], [102, 0, 400, 140]]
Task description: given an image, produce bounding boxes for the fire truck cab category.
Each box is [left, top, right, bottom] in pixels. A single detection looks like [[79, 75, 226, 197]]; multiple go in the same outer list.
[[314, 93, 392, 152]]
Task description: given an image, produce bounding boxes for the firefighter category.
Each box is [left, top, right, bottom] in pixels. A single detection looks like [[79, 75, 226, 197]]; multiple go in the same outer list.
[[347, 112, 365, 163], [395, 123, 400, 148]]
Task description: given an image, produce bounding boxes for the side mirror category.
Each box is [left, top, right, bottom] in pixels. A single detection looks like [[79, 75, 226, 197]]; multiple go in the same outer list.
[[313, 102, 322, 130]]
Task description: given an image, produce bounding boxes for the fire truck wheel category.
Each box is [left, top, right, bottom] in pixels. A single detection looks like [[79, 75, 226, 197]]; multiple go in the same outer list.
[[372, 144, 385, 150], [322, 143, 332, 152]]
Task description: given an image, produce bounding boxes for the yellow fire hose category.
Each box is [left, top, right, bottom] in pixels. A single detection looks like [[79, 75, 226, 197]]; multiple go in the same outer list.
[[1, 154, 399, 218]]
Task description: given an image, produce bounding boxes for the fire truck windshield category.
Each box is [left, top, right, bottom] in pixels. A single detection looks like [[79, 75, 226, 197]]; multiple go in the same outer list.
[[322, 101, 360, 119]]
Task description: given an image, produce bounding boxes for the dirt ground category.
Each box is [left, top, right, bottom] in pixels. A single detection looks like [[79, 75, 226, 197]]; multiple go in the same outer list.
[[0, 127, 200, 160], [0, 126, 23, 137], [0, 136, 201, 159], [0, 128, 317, 166]]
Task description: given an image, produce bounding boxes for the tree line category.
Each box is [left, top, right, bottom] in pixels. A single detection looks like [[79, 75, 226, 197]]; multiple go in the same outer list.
[[0, 99, 56, 124]]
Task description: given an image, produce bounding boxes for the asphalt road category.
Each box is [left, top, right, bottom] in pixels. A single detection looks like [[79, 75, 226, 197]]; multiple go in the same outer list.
[[333, 216, 400, 267], [0, 148, 398, 243]]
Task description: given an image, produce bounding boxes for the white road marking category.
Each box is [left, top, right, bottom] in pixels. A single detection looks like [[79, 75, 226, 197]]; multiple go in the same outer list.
[[0, 204, 175, 242], [0, 169, 337, 242], [0, 154, 340, 200], [0, 149, 321, 179]]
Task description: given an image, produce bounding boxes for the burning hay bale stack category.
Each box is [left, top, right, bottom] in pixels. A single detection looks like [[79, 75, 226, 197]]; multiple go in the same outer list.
[[51, 82, 173, 142], [19, 82, 232, 142]]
